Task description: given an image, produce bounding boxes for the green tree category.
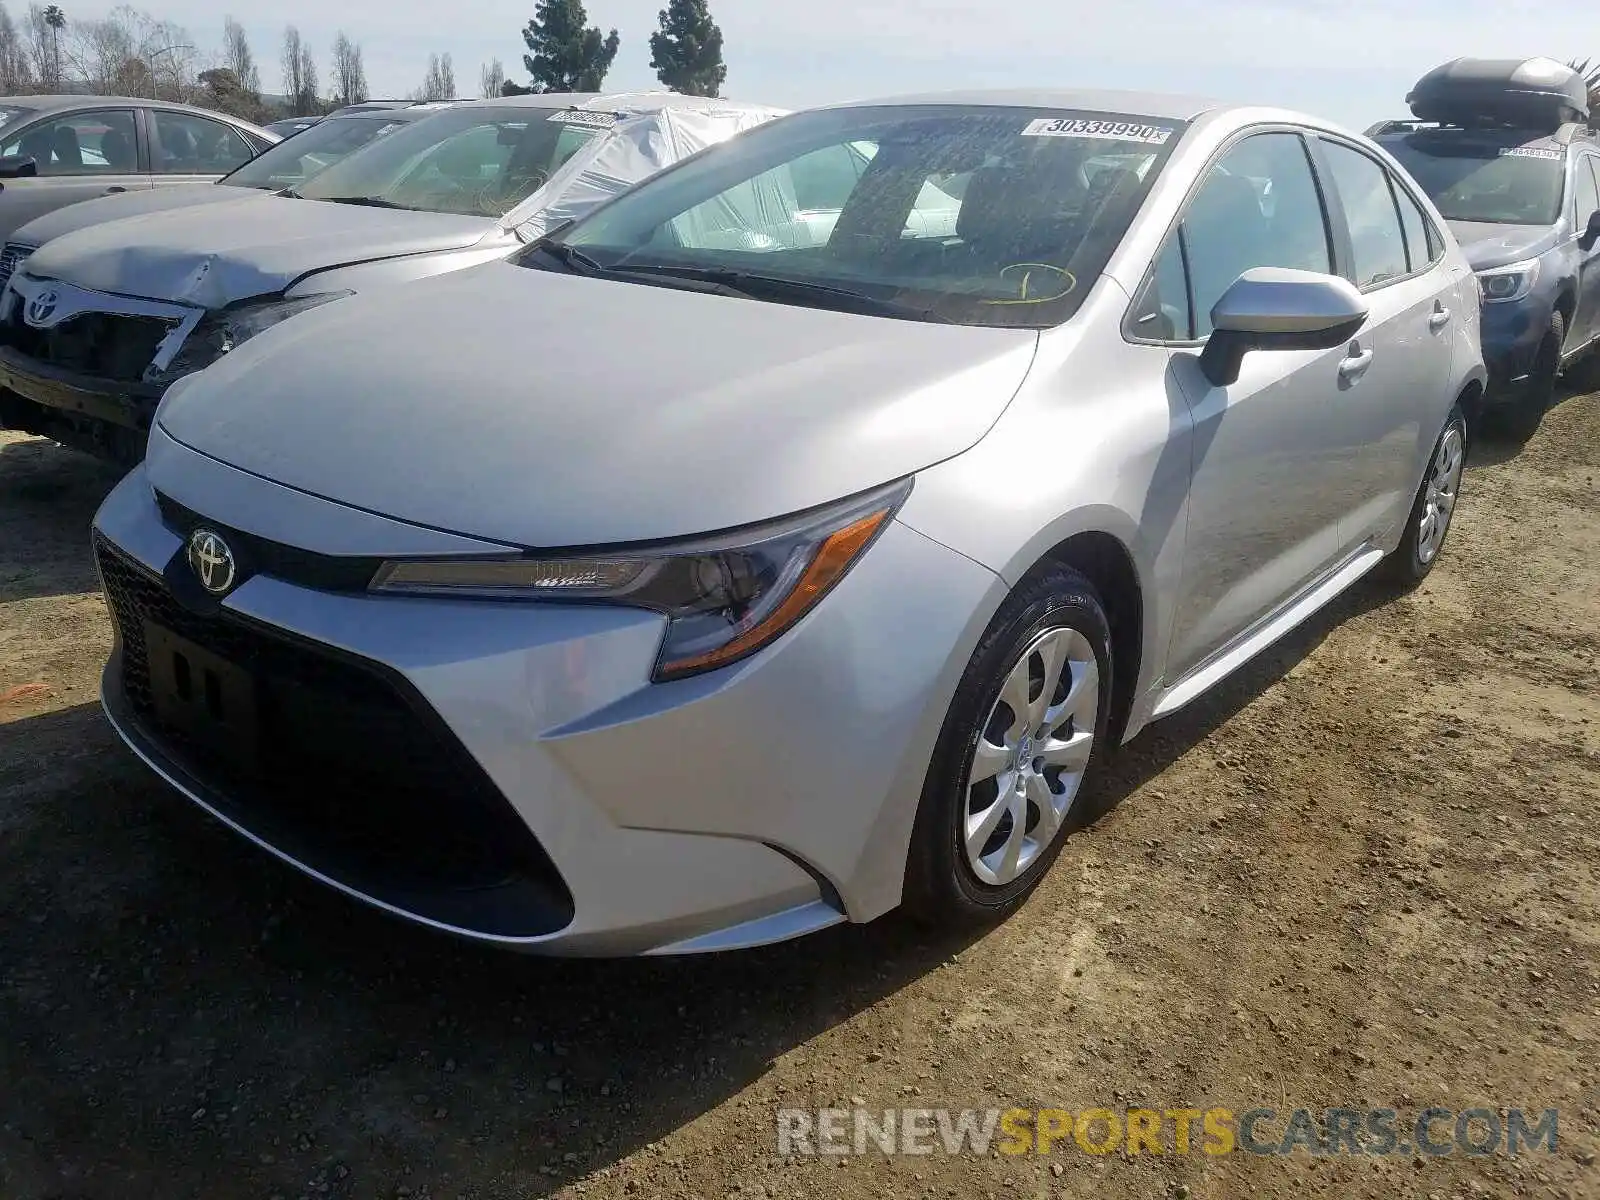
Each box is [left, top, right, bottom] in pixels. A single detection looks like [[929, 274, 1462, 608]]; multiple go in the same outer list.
[[519, 0, 618, 93], [649, 0, 724, 97]]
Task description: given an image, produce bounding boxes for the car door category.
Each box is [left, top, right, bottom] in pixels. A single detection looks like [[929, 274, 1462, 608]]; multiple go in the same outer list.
[[1154, 130, 1353, 682], [1567, 152, 1600, 354], [0, 107, 151, 242], [1311, 136, 1454, 550], [147, 109, 260, 188]]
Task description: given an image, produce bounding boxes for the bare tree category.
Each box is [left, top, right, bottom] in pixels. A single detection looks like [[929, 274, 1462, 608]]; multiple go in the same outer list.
[[415, 51, 454, 101], [329, 31, 365, 106], [222, 15, 257, 94], [478, 56, 504, 99], [0, 2, 35, 92], [281, 24, 318, 115], [66, 10, 134, 93]]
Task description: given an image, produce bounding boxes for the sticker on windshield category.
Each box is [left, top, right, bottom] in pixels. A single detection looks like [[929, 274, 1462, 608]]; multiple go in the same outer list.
[[1500, 146, 1562, 160], [1021, 118, 1173, 144], [548, 110, 617, 129]]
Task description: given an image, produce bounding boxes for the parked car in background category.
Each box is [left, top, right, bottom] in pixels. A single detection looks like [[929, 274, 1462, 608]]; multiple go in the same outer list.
[[263, 116, 321, 139], [90, 89, 1483, 954], [0, 92, 785, 462], [0, 103, 461, 296], [1373, 57, 1600, 442], [0, 95, 276, 244]]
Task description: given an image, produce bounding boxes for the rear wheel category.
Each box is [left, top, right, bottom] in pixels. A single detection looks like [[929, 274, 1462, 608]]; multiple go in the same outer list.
[[903, 566, 1112, 926], [1484, 311, 1560, 445], [1377, 403, 1466, 589]]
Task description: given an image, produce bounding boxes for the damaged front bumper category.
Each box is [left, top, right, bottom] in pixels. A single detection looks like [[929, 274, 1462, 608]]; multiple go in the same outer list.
[[0, 273, 207, 461]]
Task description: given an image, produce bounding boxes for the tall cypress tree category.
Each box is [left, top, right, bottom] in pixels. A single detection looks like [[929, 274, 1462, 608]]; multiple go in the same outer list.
[[520, 0, 620, 93], [649, 0, 725, 97]]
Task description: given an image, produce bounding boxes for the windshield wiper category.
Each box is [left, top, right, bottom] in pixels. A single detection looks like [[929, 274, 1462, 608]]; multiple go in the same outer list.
[[315, 195, 410, 209], [527, 239, 608, 274], [605, 264, 952, 322]]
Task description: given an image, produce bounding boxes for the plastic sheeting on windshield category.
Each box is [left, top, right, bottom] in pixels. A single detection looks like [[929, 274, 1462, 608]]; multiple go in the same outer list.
[[508, 98, 788, 241]]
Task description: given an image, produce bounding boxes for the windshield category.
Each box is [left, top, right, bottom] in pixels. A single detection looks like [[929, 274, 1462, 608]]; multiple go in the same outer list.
[[529, 105, 1184, 327], [221, 116, 409, 190], [1384, 136, 1565, 225], [295, 105, 604, 218]]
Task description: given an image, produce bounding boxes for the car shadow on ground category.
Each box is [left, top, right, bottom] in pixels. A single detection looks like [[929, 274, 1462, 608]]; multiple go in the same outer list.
[[0, 563, 1400, 1198], [0, 435, 124, 602], [1465, 381, 1592, 468]]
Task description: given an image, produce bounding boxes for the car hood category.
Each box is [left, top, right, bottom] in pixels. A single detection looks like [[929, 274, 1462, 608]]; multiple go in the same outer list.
[[1446, 220, 1561, 271], [23, 194, 497, 309], [11, 183, 258, 247], [156, 262, 1040, 547]]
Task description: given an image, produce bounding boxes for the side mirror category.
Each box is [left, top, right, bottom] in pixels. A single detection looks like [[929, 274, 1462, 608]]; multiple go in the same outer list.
[[0, 154, 37, 178], [1580, 209, 1600, 250], [1198, 267, 1369, 387]]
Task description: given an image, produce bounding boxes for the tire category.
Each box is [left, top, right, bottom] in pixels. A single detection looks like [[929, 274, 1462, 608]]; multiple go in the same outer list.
[[1484, 310, 1560, 445], [1376, 403, 1467, 590], [903, 566, 1113, 927]]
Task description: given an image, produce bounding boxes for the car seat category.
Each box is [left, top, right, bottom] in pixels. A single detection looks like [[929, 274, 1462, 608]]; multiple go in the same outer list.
[[1182, 171, 1270, 328], [99, 128, 134, 170], [18, 129, 53, 167], [51, 126, 82, 167]]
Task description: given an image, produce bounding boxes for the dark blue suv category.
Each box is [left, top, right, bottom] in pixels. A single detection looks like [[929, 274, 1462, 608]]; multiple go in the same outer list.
[[1372, 58, 1600, 442]]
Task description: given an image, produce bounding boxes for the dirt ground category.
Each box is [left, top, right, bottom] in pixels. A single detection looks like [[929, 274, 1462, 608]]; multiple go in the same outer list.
[[1, 392, 1598, 1200]]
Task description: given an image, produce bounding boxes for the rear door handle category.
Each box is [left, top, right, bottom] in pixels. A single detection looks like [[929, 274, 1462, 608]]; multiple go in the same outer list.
[[103, 185, 127, 194], [1428, 306, 1451, 330], [1338, 348, 1374, 378]]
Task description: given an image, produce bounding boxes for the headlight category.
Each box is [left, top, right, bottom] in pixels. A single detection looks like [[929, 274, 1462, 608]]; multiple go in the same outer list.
[[1475, 258, 1540, 304], [145, 291, 353, 386], [369, 480, 910, 681], [215, 291, 353, 352]]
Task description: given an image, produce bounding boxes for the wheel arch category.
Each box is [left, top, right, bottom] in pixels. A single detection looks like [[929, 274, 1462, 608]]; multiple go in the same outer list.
[[1024, 530, 1146, 749]]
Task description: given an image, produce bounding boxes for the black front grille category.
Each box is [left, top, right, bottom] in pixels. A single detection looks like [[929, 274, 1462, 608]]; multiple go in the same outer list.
[[95, 535, 574, 937], [156, 491, 383, 593], [2, 309, 176, 382]]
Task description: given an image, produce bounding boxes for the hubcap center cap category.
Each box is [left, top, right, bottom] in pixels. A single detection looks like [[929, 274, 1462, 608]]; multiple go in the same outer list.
[[1016, 734, 1033, 768]]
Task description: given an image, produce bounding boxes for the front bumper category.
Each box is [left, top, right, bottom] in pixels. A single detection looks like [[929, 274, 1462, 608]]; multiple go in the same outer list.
[[91, 432, 1004, 954], [0, 343, 164, 432], [1478, 295, 1550, 404]]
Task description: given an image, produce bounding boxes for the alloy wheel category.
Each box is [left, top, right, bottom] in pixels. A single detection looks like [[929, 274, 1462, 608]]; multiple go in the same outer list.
[[962, 626, 1098, 886]]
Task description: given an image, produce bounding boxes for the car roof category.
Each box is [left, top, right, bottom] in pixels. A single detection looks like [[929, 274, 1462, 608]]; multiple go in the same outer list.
[[1, 93, 270, 131], [822, 88, 1227, 122]]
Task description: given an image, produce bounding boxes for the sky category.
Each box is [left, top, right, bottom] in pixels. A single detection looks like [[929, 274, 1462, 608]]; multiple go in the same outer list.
[[114, 0, 1593, 131]]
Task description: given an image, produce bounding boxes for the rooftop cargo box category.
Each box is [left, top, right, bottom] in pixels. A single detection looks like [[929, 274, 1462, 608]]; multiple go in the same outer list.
[[1407, 57, 1589, 130]]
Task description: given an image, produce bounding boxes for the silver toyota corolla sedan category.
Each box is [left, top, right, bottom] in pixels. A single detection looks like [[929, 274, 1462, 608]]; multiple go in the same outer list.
[[91, 88, 1485, 955]]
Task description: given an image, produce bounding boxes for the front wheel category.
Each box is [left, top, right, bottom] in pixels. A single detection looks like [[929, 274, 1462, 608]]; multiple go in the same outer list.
[[1376, 403, 1466, 589], [903, 566, 1112, 926]]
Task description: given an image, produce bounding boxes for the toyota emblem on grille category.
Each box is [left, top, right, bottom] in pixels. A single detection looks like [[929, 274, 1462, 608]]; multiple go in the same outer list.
[[24, 289, 58, 326], [186, 528, 237, 596]]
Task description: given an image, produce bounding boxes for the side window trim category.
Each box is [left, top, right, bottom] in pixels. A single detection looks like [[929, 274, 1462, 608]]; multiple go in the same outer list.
[[1122, 124, 1335, 347], [1311, 134, 1429, 293], [1391, 173, 1443, 271]]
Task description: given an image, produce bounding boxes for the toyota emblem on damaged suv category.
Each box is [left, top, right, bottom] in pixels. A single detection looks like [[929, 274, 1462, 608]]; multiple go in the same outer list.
[[186, 528, 237, 595], [24, 289, 58, 326]]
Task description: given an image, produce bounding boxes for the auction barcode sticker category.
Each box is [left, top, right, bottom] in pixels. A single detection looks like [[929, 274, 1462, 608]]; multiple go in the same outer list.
[[549, 110, 618, 129], [1021, 118, 1174, 144]]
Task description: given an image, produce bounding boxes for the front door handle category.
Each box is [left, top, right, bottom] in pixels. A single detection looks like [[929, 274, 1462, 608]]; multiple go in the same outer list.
[[1338, 346, 1374, 379], [1428, 305, 1451, 330], [103, 185, 127, 194]]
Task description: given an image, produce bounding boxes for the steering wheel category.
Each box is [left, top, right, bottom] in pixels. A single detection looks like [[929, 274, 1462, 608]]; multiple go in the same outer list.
[[982, 262, 1077, 305]]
